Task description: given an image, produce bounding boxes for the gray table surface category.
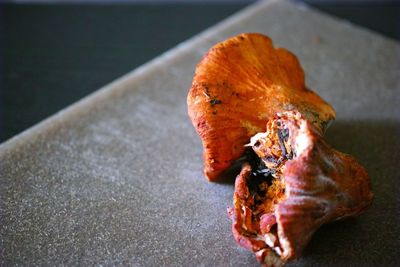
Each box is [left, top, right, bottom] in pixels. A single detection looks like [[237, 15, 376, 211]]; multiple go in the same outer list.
[[1, 0, 399, 266]]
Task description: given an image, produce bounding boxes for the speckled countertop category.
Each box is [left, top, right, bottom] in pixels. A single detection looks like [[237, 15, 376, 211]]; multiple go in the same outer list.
[[1, 0, 399, 266]]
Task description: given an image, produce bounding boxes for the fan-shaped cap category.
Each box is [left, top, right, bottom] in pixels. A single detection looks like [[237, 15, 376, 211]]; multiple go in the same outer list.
[[187, 33, 335, 181]]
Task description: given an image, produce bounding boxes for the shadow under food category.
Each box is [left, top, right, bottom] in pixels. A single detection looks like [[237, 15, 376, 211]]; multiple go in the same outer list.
[[219, 119, 400, 265]]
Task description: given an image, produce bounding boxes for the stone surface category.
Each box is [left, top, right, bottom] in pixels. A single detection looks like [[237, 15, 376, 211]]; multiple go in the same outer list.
[[1, 0, 399, 266]]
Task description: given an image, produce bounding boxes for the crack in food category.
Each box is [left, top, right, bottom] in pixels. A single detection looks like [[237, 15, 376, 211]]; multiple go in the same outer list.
[[210, 99, 222, 105], [246, 118, 294, 247], [231, 116, 298, 266]]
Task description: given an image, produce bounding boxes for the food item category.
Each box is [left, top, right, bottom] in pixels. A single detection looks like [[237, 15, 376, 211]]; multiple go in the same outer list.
[[187, 33, 335, 181], [187, 33, 373, 266], [230, 111, 372, 266]]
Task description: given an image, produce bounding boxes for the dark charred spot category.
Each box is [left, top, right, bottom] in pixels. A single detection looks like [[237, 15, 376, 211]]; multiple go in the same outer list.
[[231, 91, 240, 97], [239, 36, 245, 40], [210, 99, 222, 105], [212, 111, 217, 115], [277, 127, 292, 160], [278, 128, 289, 142], [263, 155, 279, 164], [245, 149, 275, 198]]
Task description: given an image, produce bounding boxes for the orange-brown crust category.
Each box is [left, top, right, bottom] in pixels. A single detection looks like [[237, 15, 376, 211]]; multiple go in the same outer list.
[[187, 33, 335, 181]]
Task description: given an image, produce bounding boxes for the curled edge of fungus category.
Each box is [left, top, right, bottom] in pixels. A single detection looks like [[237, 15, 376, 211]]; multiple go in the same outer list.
[[229, 111, 373, 266], [187, 33, 335, 181]]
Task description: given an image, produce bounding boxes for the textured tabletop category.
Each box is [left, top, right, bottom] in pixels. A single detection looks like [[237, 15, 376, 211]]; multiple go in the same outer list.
[[1, 0, 399, 266]]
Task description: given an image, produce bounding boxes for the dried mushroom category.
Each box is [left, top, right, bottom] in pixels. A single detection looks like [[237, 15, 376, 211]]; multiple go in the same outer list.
[[231, 111, 372, 266], [187, 33, 373, 266], [187, 33, 335, 181]]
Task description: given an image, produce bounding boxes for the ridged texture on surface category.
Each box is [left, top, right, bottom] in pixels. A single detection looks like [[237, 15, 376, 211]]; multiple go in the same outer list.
[[231, 112, 373, 265], [0, 0, 398, 266], [188, 33, 335, 181]]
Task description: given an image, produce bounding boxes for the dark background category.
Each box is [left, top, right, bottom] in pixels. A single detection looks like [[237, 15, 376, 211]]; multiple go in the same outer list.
[[0, 0, 399, 143]]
